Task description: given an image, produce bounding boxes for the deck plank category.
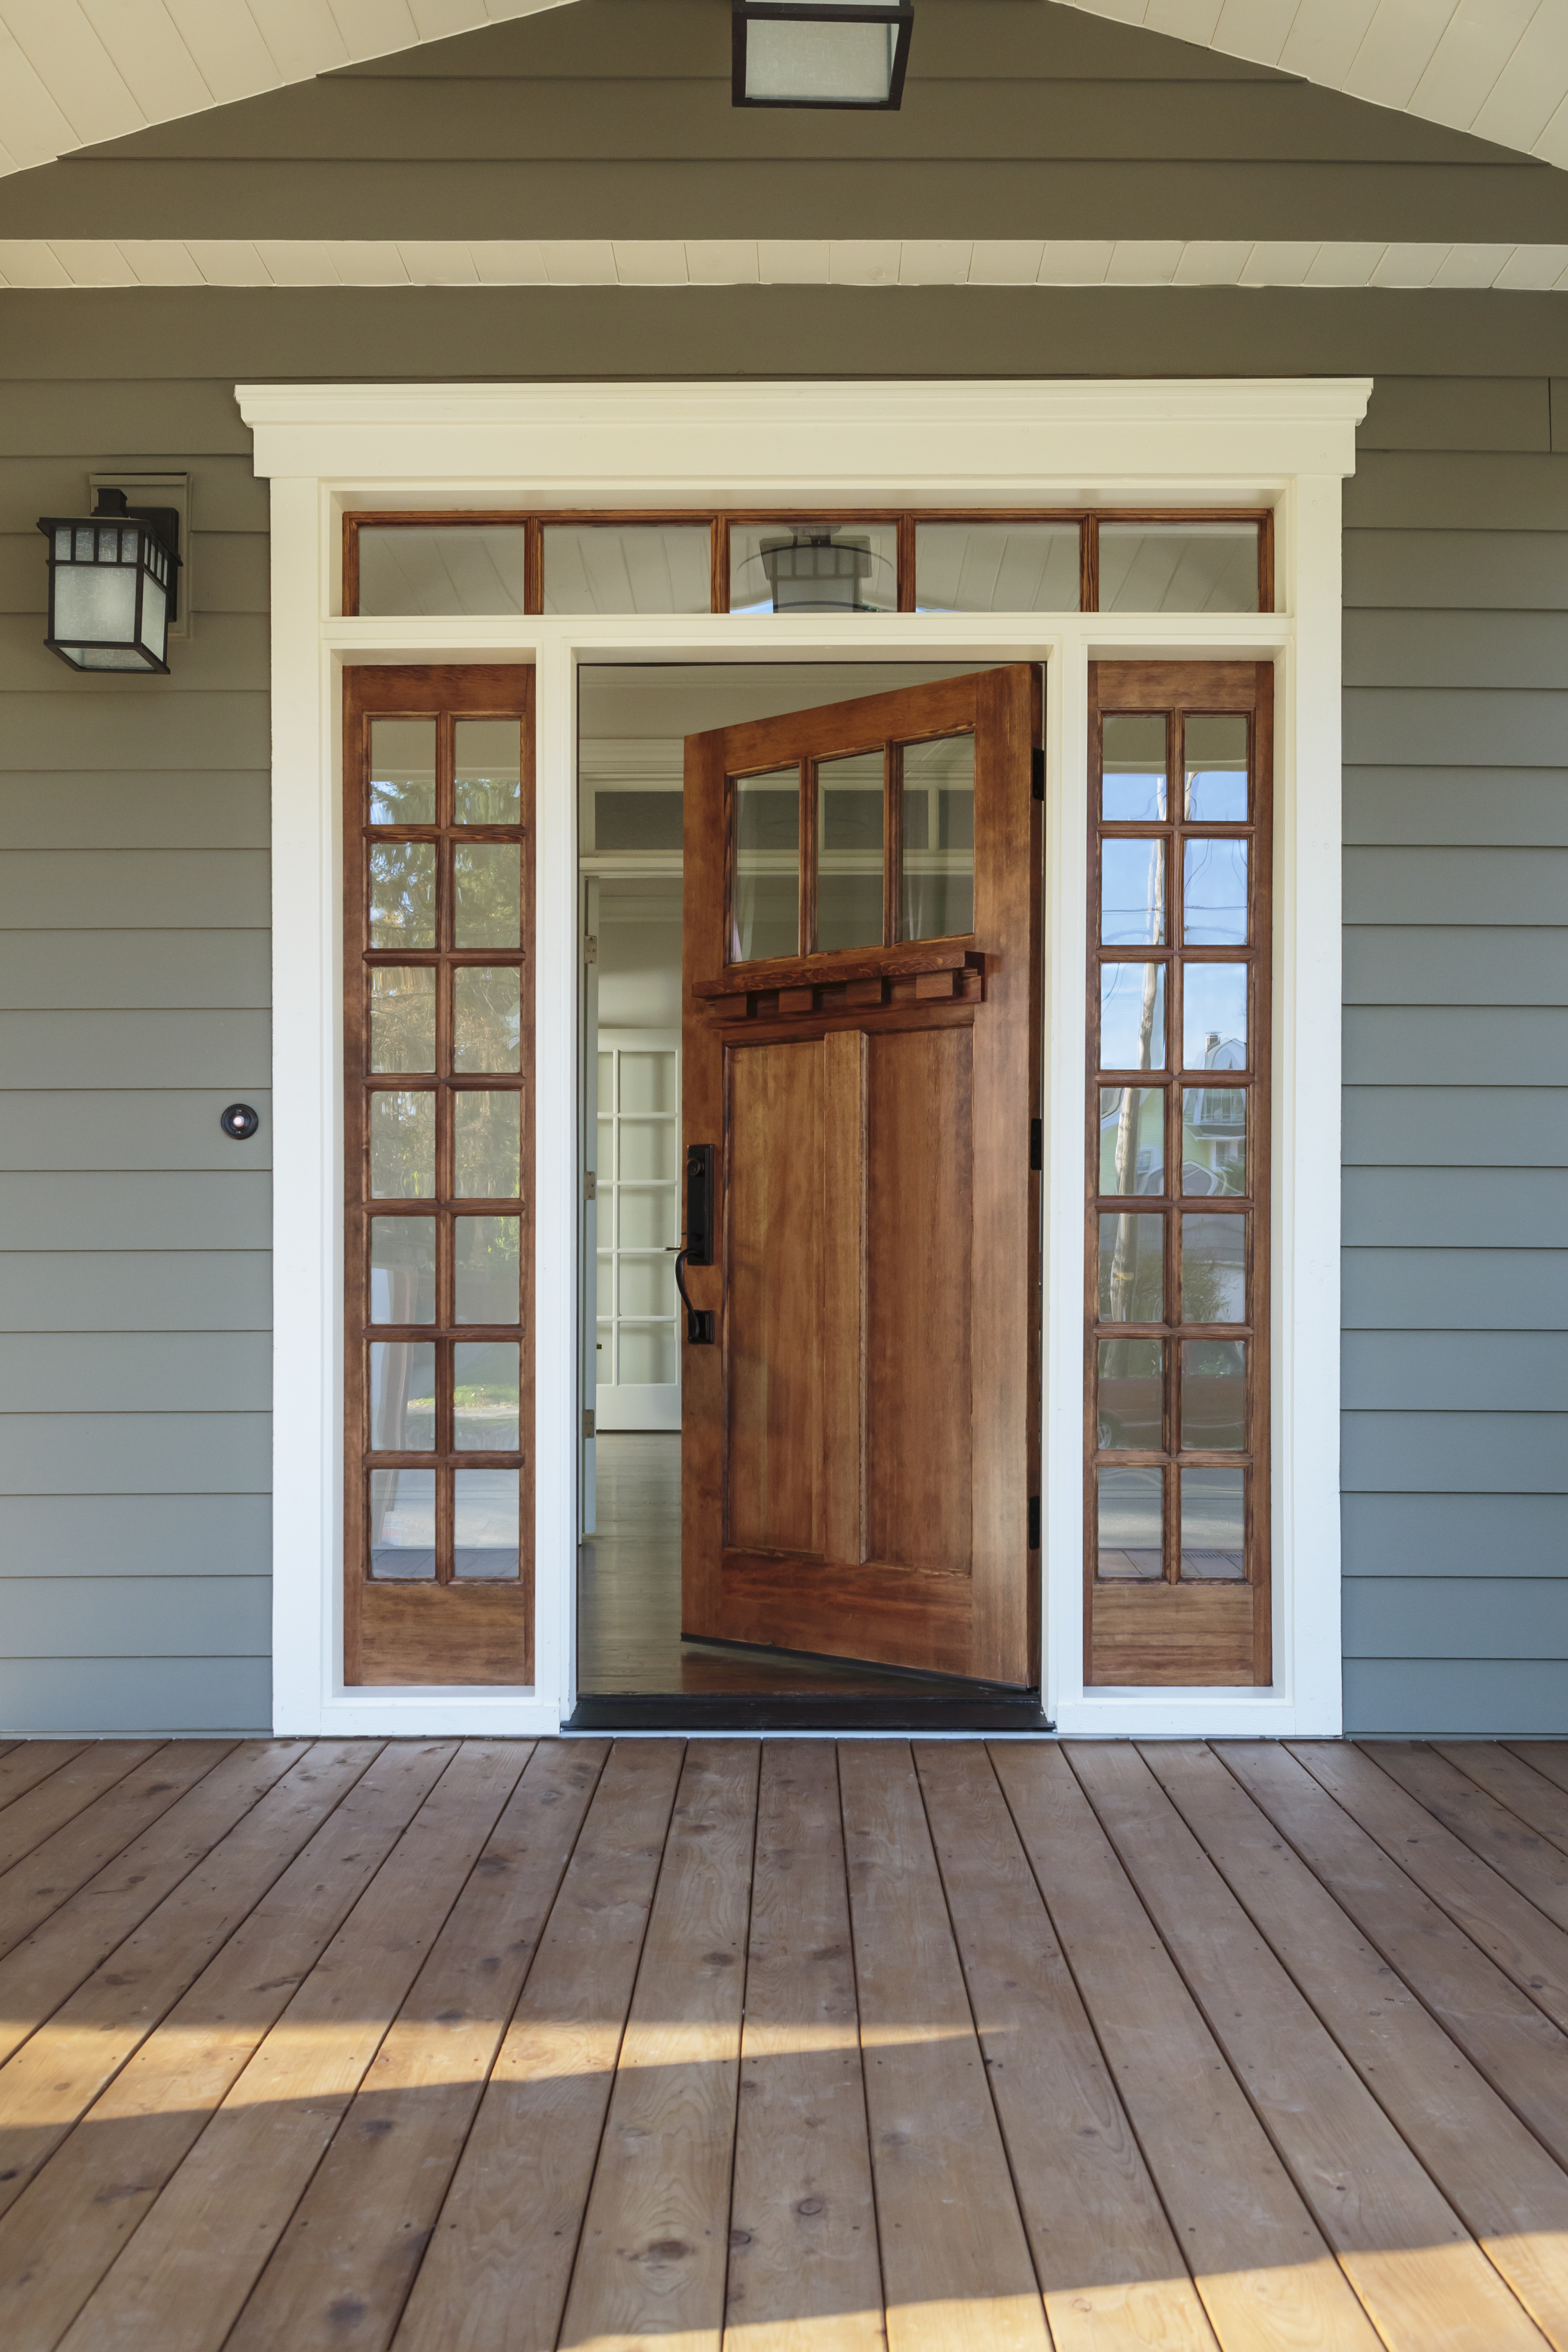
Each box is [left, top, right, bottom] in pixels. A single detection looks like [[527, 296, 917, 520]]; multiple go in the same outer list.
[[224, 1739, 608, 2352], [0, 1742, 166, 1874], [1151, 1741, 1568, 2350], [0, 1741, 87, 1810], [1435, 1745, 1568, 1857], [917, 1741, 1218, 2352], [556, 1740, 759, 2352], [392, 1737, 686, 2352], [0, 1739, 426, 2347], [1238, 1744, 1568, 2168], [723, 1740, 884, 2352], [839, 1739, 1048, 2352], [53, 1741, 533, 2352], [1070, 1741, 1547, 2352], [992, 1741, 1381, 2352], [1369, 1742, 1568, 1927], [0, 1741, 234, 1961], [1505, 1747, 1568, 1801]]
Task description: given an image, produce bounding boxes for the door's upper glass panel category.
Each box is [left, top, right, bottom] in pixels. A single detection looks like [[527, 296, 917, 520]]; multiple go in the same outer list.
[[816, 748, 884, 952], [543, 527, 711, 614], [1099, 523, 1260, 613], [730, 523, 897, 616], [900, 732, 974, 941], [915, 524, 1080, 612], [731, 765, 799, 962], [360, 529, 529, 616], [454, 720, 521, 825], [1184, 714, 1250, 819], [1101, 714, 1166, 820], [368, 719, 436, 825]]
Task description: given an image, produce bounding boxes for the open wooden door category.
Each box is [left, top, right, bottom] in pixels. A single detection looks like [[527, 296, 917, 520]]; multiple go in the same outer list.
[[680, 667, 1041, 1687]]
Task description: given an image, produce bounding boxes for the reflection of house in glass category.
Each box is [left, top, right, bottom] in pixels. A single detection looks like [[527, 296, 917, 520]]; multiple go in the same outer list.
[[1183, 1030, 1247, 1197]]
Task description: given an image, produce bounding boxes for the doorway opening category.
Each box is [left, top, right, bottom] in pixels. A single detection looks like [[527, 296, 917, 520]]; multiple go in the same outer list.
[[576, 660, 1045, 1721]]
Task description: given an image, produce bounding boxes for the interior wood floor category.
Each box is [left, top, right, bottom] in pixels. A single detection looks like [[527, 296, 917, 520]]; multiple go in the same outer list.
[[11, 1737, 1568, 2350], [578, 1431, 946, 1695]]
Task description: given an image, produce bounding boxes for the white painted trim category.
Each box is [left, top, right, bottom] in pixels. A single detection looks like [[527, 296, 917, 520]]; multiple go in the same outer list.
[[249, 375, 1364, 1739], [6, 238, 1568, 291]]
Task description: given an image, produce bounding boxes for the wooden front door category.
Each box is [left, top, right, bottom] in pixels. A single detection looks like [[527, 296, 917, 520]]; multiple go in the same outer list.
[[680, 668, 1041, 1687]]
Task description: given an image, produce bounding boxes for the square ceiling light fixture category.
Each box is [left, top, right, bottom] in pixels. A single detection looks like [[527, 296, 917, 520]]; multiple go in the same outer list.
[[733, 0, 913, 109]]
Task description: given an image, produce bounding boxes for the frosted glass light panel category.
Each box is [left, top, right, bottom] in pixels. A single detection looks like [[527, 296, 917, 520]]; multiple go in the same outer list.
[[543, 526, 712, 614], [915, 524, 1080, 612], [901, 733, 975, 941], [816, 748, 884, 952], [730, 523, 897, 615], [358, 529, 530, 616], [738, 1, 908, 105], [1099, 523, 1260, 613]]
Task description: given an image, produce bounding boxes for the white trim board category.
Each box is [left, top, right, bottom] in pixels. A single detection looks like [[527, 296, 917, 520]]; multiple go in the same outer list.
[[7, 238, 1568, 291], [243, 373, 1364, 1741]]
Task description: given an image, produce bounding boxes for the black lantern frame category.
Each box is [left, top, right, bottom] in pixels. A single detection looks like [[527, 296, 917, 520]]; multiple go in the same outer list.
[[732, 0, 914, 111], [36, 487, 181, 674]]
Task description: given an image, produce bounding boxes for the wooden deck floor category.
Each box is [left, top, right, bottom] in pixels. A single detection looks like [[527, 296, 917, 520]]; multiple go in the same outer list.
[[7, 1739, 1568, 2349]]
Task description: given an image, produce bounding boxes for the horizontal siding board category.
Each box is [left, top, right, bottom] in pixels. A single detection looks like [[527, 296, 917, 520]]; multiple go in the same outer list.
[[0, 1492, 270, 1577], [0, 613, 267, 695], [0, 934, 271, 1011], [0, 773, 268, 850], [0, 1411, 270, 1493], [0, 851, 269, 928], [1344, 689, 1568, 768], [1346, 1658, 1568, 1737], [0, 380, 253, 458], [0, 1171, 269, 1250], [0, 1332, 272, 1412], [1344, 770, 1568, 847], [1356, 379, 1551, 453], [1344, 1248, 1568, 1332], [1342, 1409, 1565, 1493], [1342, 1331, 1568, 1412], [0, 454, 268, 534], [1345, 452, 1568, 531], [1344, 1166, 1568, 1248], [1345, 1007, 1568, 1086], [0, 1091, 273, 1171], [1343, 530, 1568, 610], [1343, 846, 1568, 925], [0, 1574, 271, 1657], [1343, 1492, 1568, 1578], [1344, 1577, 1568, 1659], [0, 1251, 270, 1331], [0, 1655, 270, 1735], [1342, 1084, 1568, 1167], [0, 695, 270, 772], [1343, 927, 1568, 1006], [0, 531, 270, 619], [1344, 610, 1568, 691]]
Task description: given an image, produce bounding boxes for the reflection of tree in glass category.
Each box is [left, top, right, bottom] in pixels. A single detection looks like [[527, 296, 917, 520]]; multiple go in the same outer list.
[[456, 1094, 521, 1198], [454, 968, 521, 1072], [456, 1217, 521, 1323], [455, 846, 520, 947], [370, 844, 436, 947], [370, 966, 435, 1072], [370, 1092, 435, 1198]]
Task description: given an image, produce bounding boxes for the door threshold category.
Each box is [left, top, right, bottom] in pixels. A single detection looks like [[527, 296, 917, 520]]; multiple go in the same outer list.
[[561, 1691, 1054, 1733]]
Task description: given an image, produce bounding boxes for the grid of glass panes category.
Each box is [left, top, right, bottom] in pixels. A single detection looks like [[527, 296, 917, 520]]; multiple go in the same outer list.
[[347, 513, 1269, 617], [729, 731, 976, 962], [358, 711, 527, 1585], [1089, 703, 1266, 1587], [595, 1042, 681, 1401]]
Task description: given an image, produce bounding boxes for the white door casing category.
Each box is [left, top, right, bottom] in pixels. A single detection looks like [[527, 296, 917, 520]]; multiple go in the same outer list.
[[243, 376, 1367, 1737]]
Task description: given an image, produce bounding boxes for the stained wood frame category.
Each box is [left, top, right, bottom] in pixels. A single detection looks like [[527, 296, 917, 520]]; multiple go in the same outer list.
[[343, 664, 536, 1687], [342, 509, 1273, 617], [1085, 661, 1273, 1690]]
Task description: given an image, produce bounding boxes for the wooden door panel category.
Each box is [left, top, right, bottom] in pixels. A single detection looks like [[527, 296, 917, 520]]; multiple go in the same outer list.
[[683, 666, 1041, 1688], [865, 1026, 973, 1576]]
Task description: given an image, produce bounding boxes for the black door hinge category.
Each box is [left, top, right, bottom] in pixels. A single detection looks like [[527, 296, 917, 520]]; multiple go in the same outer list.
[[1031, 746, 1045, 801], [1029, 1117, 1042, 1171], [1028, 1494, 1041, 1551]]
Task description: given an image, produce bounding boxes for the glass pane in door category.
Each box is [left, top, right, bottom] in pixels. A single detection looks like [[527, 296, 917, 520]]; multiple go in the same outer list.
[[816, 748, 884, 951], [731, 766, 799, 962], [900, 733, 974, 940]]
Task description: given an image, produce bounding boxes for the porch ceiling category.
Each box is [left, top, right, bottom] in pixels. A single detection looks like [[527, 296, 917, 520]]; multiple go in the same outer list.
[[5, 0, 1568, 182]]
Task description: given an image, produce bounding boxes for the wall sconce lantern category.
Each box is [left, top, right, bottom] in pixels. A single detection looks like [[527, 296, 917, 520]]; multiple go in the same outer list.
[[760, 530, 878, 611], [35, 486, 180, 673], [733, 0, 913, 110]]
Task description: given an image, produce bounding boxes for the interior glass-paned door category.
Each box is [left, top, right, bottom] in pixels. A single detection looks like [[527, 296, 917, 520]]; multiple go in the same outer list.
[[344, 667, 534, 1687], [595, 1030, 681, 1433]]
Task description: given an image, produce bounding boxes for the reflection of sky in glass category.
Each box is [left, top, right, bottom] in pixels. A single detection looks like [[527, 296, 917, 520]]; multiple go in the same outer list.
[[1183, 839, 1248, 945], [1182, 964, 1247, 1070], [1100, 963, 1166, 1070], [1101, 714, 1166, 819], [1101, 838, 1165, 945], [1184, 714, 1249, 818]]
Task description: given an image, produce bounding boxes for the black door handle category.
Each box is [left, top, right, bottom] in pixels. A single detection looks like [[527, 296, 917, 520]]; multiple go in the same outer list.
[[677, 1144, 716, 1343], [674, 1247, 714, 1346]]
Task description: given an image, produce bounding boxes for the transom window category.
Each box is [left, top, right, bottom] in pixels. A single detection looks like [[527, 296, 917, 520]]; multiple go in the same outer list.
[[344, 510, 1271, 617]]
